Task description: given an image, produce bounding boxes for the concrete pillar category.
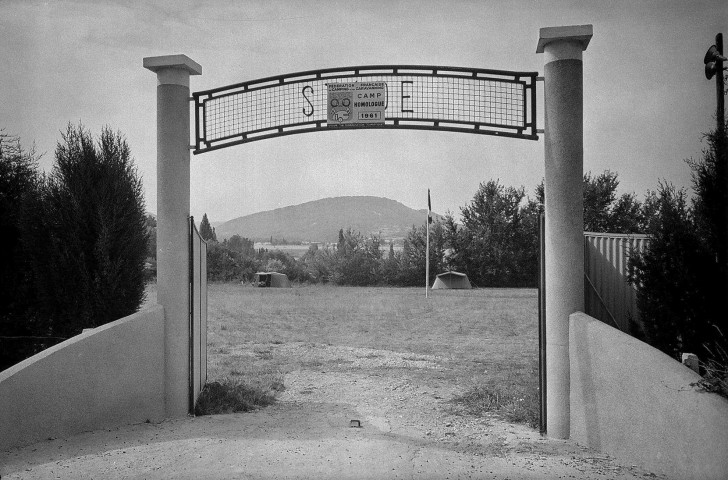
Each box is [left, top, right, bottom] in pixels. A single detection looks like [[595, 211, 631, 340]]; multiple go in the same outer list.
[[144, 55, 202, 418], [537, 25, 592, 439]]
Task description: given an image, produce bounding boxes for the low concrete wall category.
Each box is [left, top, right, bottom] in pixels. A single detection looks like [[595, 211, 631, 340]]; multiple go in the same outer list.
[[0, 306, 166, 451], [569, 312, 728, 479]]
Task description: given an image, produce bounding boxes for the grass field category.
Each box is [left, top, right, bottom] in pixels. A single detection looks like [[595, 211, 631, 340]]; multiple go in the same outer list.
[[169, 282, 541, 427], [145, 282, 540, 425]]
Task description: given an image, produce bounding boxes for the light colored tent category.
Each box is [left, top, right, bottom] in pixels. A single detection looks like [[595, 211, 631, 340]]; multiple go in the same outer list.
[[431, 271, 471, 289], [255, 272, 291, 288]]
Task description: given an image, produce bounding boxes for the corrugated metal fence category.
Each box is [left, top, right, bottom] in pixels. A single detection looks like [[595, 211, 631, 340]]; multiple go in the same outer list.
[[583, 232, 650, 334]]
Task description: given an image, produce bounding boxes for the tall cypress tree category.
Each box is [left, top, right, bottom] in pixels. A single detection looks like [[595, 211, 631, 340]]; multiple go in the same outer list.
[[630, 124, 727, 365], [199, 213, 217, 242], [22, 124, 148, 336], [0, 133, 45, 369]]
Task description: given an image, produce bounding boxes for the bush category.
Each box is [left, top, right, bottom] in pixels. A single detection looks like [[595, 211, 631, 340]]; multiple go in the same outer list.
[[693, 338, 728, 398], [194, 377, 283, 415], [449, 381, 539, 429]]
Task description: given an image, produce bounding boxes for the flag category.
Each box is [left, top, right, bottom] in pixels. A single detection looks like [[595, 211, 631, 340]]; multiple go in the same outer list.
[[427, 189, 432, 224]]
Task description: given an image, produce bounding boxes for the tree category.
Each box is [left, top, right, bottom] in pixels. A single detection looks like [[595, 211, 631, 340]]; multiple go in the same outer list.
[[608, 192, 645, 233], [398, 226, 426, 286], [300, 243, 334, 283], [629, 184, 712, 356], [22, 124, 148, 336], [442, 212, 469, 273], [143, 214, 157, 281], [630, 124, 727, 369], [207, 242, 240, 282], [397, 222, 446, 286], [199, 213, 217, 242], [226, 234, 254, 256], [206, 238, 261, 282], [380, 241, 400, 285], [428, 220, 447, 282], [582, 170, 619, 232], [689, 126, 727, 268], [452, 180, 537, 287], [337, 228, 345, 253], [0, 132, 46, 370], [536, 170, 646, 233], [265, 258, 285, 273], [332, 228, 383, 286], [144, 214, 157, 258], [0, 132, 40, 321]]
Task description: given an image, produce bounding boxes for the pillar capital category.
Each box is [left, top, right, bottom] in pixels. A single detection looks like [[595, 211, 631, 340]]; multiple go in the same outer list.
[[144, 54, 202, 87], [537, 25, 593, 64]]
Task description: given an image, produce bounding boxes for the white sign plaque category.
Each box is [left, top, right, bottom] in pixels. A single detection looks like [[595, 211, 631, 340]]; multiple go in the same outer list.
[[327, 81, 386, 125]]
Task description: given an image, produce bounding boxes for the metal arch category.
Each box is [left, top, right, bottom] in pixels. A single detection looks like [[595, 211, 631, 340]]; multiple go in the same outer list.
[[192, 65, 539, 154]]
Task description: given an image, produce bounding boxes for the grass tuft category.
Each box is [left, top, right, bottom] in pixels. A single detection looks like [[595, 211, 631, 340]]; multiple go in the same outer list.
[[449, 383, 539, 429], [692, 341, 728, 399], [195, 376, 284, 416]]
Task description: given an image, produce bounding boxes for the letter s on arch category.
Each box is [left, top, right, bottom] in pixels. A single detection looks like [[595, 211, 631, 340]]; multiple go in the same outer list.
[[302, 86, 314, 117]]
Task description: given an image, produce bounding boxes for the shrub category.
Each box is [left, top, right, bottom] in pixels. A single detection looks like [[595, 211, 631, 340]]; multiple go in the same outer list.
[[194, 376, 283, 415], [449, 382, 539, 429], [693, 340, 728, 398]]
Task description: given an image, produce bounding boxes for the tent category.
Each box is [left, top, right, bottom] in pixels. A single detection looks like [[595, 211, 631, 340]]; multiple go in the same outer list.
[[431, 271, 472, 290], [255, 272, 292, 288]]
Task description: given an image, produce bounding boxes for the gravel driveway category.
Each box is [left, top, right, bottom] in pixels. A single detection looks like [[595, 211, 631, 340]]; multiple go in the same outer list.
[[0, 343, 666, 479]]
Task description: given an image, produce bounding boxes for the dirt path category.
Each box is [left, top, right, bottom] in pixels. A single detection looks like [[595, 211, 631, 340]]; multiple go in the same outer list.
[[0, 343, 666, 479]]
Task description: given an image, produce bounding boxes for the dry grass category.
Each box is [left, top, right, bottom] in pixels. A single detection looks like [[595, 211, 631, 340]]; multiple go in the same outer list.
[[194, 378, 283, 416], [144, 282, 540, 425], [205, 283, 536, 360]]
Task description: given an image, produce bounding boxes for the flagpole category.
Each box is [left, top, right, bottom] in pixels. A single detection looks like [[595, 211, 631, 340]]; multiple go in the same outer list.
[[426, 189, 430, 298], [426, 218, 429, 298]]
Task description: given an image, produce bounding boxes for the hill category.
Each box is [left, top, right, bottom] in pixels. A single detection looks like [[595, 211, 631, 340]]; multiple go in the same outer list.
[[214, 196, 437, 244]]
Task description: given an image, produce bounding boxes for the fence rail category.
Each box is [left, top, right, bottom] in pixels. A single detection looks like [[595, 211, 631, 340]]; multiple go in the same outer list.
[[583, 232, 650, 334]]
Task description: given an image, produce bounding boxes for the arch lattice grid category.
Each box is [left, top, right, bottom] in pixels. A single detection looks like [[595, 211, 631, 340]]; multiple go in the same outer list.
[[192, 65, 538, 154]]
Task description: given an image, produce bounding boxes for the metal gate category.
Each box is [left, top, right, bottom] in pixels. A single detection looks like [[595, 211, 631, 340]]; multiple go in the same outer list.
[[189, 217, 208, 414]]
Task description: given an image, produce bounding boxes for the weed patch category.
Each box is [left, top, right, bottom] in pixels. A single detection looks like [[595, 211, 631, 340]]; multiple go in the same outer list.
[[449, 383, 539, 429], [693, 343, 728, 399], [195, 376, 284, 416]]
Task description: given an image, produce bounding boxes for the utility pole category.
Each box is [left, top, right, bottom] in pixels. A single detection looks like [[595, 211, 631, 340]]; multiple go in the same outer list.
[[704, 33, 727, 299], [704, 34, 725, 133]]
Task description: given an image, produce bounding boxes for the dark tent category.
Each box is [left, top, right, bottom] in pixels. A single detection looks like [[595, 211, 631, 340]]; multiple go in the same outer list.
[[255, 272, 292, 288], [431, 271, 472, 289]]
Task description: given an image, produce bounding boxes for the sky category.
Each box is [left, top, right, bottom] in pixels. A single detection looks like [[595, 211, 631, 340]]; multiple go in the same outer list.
[[1, 0, 726, 224]]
